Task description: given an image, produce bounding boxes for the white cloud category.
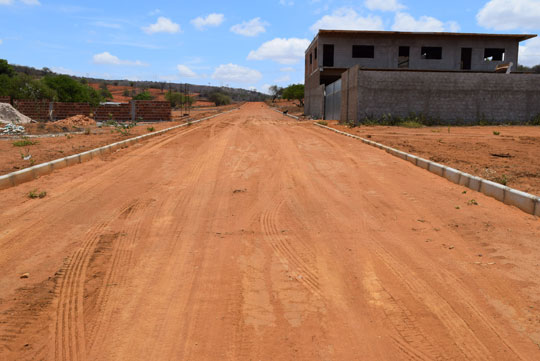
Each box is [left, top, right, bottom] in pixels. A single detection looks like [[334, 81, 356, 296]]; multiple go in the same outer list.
[[280, 67, 295, 72], [212, 64, 262, 84], [191, 13, 225, 30], [280, 0, 294, 6], [519, 37, 540, 66], [248, 38, 311, 64], [477, 0, 540, 30], [92, 52, 148, 66], [274, 74, 291, 83], [365, 0, 404, 12], [392, 12, 460, 32], [142, 17, 181, 34], [177, 64, 197, 78], [310, 8, 384, 32], [149, 9, 161, 16], [230, 18, 268, 37], [0, 0, 40, 4]]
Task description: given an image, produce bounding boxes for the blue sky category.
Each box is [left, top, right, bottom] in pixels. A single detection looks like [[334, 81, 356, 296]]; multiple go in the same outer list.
[[1, 0, 540, 93]]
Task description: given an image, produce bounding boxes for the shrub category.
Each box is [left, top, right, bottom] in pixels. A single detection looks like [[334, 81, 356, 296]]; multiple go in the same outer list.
[[209, 92, 231, 106], [399, 121, 423, 128], [493, 131, 500, 136], [132, 91, 154, 101], [13, 138, 37, 147], [317, 120, 328, 126], [28, 189, 47, 199], [147, 126, 155, 132]]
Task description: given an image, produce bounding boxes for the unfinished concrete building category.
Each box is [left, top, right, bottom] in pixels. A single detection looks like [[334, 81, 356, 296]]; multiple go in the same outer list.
[[305, 30, 540, 123]]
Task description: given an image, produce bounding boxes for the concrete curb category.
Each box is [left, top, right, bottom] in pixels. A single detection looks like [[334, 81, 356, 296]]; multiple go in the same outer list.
[[0, 109, 238, 191], [270, 107, 300, 120], [313, 122, 540, 217]]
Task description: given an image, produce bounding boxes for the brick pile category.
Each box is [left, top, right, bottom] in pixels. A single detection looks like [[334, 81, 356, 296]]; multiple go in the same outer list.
[[134, 101, 171, 121], [94, 103, 131, 121]]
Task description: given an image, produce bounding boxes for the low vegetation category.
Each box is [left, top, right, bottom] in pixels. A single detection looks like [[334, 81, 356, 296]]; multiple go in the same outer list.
[[28, 189, 47, 199], [13, 138, 37, 147], [209, 92, 232, 106]]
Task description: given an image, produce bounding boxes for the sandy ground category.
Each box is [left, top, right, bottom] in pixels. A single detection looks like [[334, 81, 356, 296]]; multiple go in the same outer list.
[[1, 103, 540, 361], [328, 122, 540, 196], [0, 106, 237, 176]]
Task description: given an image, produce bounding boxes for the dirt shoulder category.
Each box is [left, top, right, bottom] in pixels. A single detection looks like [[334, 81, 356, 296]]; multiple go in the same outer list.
[[326, 121, 540, 196], [0, 107, 236, 176]]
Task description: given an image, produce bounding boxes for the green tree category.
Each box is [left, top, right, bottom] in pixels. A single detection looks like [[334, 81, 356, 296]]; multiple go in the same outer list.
[[99, 83, 113, 100], [268, 85, 283, 102], [165, 92, 193, 107], [209, 92, 231, 106], [282, 84, 304, 106], [43, 74, 102, 106], [132, 91, 154, 100], [0, 59, 15, 77]]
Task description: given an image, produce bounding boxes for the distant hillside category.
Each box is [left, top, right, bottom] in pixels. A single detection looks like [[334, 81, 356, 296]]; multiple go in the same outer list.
[[11, 64, 270, 103]]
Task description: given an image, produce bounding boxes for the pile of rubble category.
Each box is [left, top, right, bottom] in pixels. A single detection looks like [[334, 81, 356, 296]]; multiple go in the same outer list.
[[1, 123, 26, 135], [55, 115, 96, 128], [0, 103, 34, 125]]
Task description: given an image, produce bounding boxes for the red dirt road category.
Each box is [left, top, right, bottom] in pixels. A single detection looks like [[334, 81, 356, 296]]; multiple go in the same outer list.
[[1, 103, 540, 361]]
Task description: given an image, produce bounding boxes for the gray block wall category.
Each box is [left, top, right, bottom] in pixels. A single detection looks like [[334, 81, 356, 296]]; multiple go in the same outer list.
[[314, 34, 520, 72], [346, 70, 540, 123]]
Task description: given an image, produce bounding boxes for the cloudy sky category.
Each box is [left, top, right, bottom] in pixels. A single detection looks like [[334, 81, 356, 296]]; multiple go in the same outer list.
[[1, 0, 539, 93]]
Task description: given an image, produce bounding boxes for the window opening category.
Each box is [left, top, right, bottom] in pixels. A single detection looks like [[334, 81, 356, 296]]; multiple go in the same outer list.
[[484, 48, 505, 61], [421, 47, 442, 60], [352, 45, 374, 58], [398, 46, 410, 68], [461, 48, 472, 70], [323, 44, 334, 67]]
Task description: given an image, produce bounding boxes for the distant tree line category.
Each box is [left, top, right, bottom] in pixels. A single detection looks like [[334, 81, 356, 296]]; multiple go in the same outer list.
[[517, 64, 540, 73]]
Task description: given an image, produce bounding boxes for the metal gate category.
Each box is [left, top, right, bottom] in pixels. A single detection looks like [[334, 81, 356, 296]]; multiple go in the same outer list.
[[324, 79, 341, 120]]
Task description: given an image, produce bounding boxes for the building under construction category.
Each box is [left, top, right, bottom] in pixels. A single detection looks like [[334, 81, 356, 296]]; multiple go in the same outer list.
[[304, 30, 540, 123]]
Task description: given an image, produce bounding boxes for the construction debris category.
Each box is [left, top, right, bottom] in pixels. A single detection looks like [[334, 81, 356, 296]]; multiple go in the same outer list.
[[0, 103, 34, 125], [54, 115, 96, 128], [2, 123, 26, 135]]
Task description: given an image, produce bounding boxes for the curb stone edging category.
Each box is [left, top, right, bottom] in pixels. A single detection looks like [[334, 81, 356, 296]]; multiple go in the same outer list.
[[270, 107, 300, 120], [0, 109, 239, 191], [313, 122, 540, 217]]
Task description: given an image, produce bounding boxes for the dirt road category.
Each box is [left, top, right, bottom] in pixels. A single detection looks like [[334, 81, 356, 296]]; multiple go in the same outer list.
[[1, 103, 540, 361]]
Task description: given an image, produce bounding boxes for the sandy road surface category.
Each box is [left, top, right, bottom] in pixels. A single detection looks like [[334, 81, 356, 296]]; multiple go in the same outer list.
[[1, 103, 540, 361]]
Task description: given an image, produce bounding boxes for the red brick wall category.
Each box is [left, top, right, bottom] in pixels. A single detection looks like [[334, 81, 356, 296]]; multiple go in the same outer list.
[[94, 103, 131, 121], [13, 100, 50, 121], [11, 99, 171, 122], [134, 101, 171, 121], [53, 102, 91, 120], [0, 96, 11, 104]]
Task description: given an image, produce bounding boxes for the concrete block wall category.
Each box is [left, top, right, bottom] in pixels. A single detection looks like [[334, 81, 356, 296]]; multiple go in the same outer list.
[[344, 70, 540, 123], [340, 65, 359, 123], [94, 103, 131, 121], [0, 96, 11, 104]]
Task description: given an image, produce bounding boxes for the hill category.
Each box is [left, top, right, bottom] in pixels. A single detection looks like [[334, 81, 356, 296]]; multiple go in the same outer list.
[[11, 64, 270, 103]]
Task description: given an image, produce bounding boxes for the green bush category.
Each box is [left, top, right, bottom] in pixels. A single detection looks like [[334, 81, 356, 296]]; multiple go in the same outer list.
[[165, 92, 193, 107], [132, 91, 154, 101], [42, 75, 103, 106], [13, 138, 38, 147], [209, 92, 231, 106]]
